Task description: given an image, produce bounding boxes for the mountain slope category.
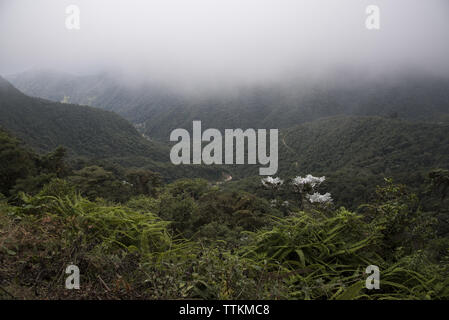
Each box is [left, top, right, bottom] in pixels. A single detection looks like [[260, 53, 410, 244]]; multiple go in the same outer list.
[[226, 116, 449, 207], [7, 70, 449, 140], [279, 116, 449, 175], [0, 75, 167, 160], [6, 70, 181, 116]]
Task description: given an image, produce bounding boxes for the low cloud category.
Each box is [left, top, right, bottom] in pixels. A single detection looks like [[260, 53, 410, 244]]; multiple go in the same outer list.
[[1, 0, 448, 86]]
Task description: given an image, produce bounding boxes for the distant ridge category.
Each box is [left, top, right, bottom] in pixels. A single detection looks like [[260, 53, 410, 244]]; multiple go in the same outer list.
[[7, 70, 449, 140], [0, 75, 167, 160]]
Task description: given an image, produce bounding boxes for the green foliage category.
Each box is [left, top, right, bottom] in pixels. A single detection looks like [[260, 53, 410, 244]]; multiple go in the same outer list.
[[228, 116, 449, 210], [0, 128, 37, 196], [10, 71, 449, 140], [1, 78, 449, 299], [427, 169, 449, 236], [0, 76, 168, 160], [165, 178, 210, 200], [155, 178, 281, 242], [429, 169, 449, 200], [240, 208, 380, 299], [0, 128, 74, 198], [68, 165, 132, 202], [125, 169, 162, 197], [1, 177, 449, 300], [240, 205, 448, 300], [38, 178, 76, 198], [0, 77, 227, 182], [359, 179, 437, 258], [0, 192, 189, 299]]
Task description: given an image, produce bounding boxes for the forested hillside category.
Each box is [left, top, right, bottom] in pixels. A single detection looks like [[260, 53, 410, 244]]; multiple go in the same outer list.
[[0, 76, 225, 182], [3, 73, 449, 205], [7, 71, 449, 139], [1, 129, 449, 299], [0, 76, 167, 159], [6, 70, 181, 116], [279, 116, 449, 205], [2, 72, 449, 300], [221, 116, 449, 208], [2, 0, 449, 304], [279, 116, 449, 174], [2, 0, 449, 303]]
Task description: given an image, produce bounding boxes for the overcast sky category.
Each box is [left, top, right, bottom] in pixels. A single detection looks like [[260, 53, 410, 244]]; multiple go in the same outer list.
[[1, 0, 448, 85]]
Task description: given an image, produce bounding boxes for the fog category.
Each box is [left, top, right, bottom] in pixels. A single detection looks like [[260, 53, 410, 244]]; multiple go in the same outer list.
[[1, 0, 449, 87]]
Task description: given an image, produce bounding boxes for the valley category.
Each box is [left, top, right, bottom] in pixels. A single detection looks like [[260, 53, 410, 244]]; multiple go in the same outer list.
[[1, 70, 449, 300], [1, 0, 449, 303]]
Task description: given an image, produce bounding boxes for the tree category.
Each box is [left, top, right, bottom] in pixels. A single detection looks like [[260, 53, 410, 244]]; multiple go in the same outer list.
[[0, 129, 37, 196], [125, 169, 162, 197], [69, 165, 132, 202]]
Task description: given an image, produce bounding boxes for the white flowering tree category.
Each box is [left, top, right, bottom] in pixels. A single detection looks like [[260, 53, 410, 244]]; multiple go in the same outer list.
[[261, 176, 284, 203], [292, 175, 325, 193], [261, 174, 332, 211], [306, 192, 333, 205], [261, 176, 284, 189], [291, 174, 332, 209]]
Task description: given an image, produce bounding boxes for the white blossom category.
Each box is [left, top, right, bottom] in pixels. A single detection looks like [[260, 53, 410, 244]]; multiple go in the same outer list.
[[306, 192, 333, 204], [261, 176, 284, 188], [292, 174, 325, 189]]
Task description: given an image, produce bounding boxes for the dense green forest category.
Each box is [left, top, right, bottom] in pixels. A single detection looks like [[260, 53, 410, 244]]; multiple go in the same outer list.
[[0, 76, 223, 182], [0, 75, 167, 159], [1, 125, 449, 299], [225, 116, 449, 209], [8, 70, 449, 139], [1, 75, 449, 300]]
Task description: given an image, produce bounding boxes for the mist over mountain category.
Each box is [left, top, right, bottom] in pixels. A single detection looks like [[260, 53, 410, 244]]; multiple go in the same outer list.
[[2, 1, 449, 301], [2, 0, 449, 84], [3, 0, 449, 140], [7, 70, 449, 140]]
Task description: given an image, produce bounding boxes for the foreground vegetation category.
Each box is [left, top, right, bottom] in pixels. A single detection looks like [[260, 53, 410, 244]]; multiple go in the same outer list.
[[1, 119, 449, 299], [1, 138, 449, 300], [1, 176, 449, 299]]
